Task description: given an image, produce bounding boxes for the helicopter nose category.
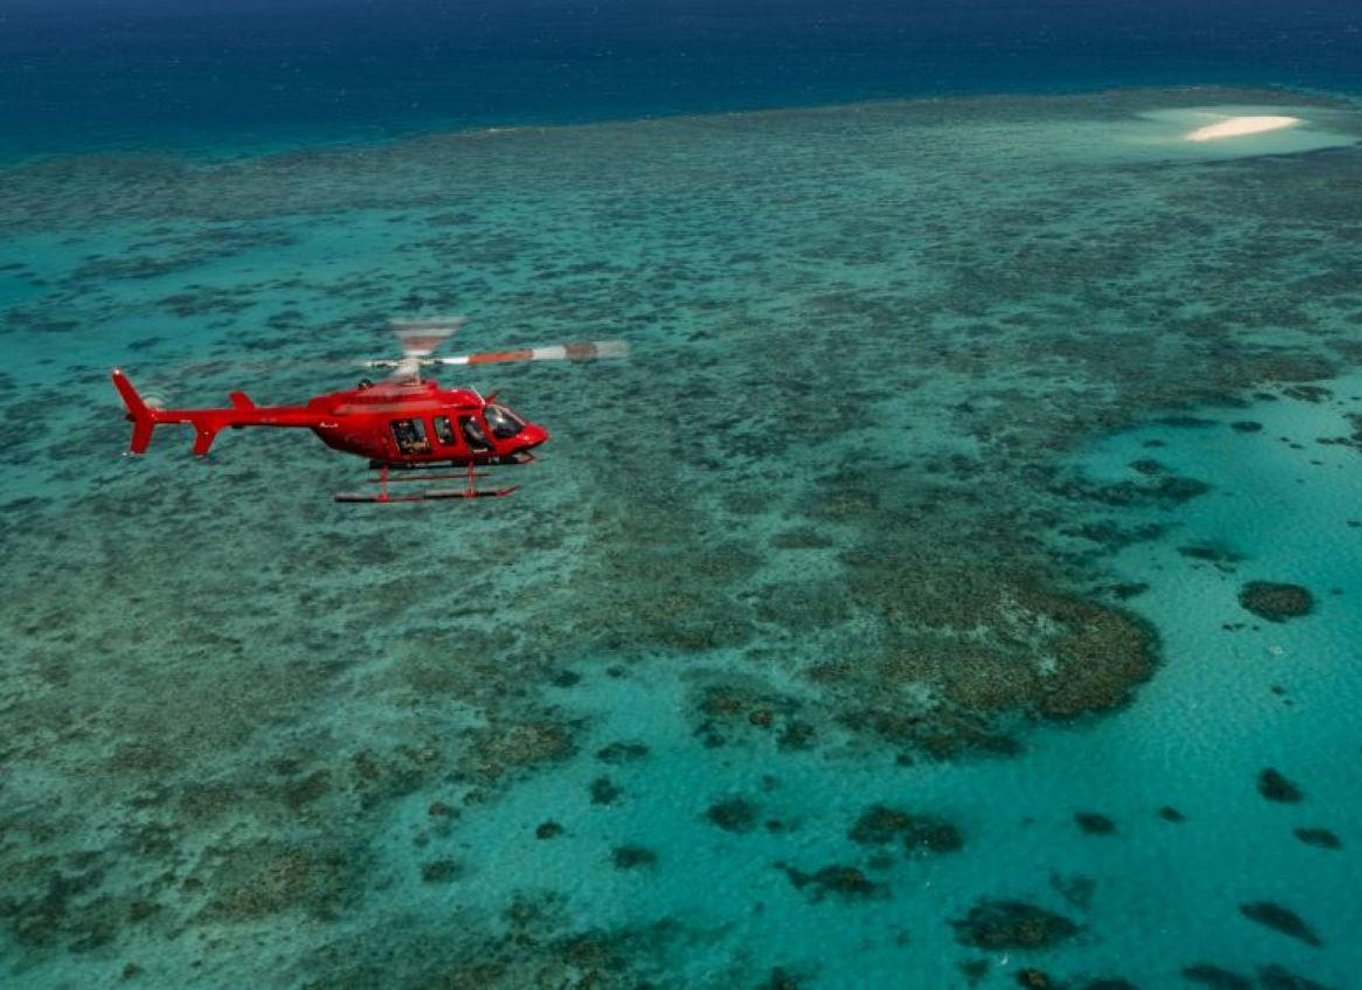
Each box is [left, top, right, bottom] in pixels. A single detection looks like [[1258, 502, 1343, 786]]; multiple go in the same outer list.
[[522, 423, 549, 448]]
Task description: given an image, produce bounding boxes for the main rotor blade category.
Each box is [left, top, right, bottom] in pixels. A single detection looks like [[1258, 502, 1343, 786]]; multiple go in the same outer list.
[[362, 340, 629, 370], [437, 340, 630, 367]]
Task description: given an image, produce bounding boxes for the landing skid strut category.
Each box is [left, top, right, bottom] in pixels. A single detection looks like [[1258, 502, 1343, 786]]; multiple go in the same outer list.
[[335, 461, 520, 503]]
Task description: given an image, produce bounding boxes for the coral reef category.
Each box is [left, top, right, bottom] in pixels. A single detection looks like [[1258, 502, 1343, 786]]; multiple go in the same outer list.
[[611, 846, 657, 870], [1257, 965, 1338, 990], [775, 863, 888, 903], [706, 798, 759, 833], [847, 805, 963, 854], [1238, 582, 1315, 622], [1238, 901, 1323, 947], [950, 899, 1080, 950], [4, 85, 1362, 985], [1073, 812, 1116, 836], [1292, 827, 1341, 850], [1257, 769, 1305, 804], [1182, 966, 1252, 990]]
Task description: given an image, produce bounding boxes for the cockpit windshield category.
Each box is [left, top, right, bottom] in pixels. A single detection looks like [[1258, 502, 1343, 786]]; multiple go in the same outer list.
[[484, 403, 526, 439]]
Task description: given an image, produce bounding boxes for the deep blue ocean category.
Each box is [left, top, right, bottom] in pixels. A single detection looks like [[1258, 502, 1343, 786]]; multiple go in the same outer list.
[[4, 0, 1362, 154]]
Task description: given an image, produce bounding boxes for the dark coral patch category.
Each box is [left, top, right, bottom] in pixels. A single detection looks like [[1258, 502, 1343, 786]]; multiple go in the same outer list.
[[848, 805, 963, 854], [1239, 582, 1314, 622], [950, 899, 1079, 950], [590, 777, 623, 805], [759, 967, 805, 990], [776, 862, 887, 903], [595, 741, 650, 764], [1074, 812, 1116, 835], [1239, 901, 1322, 947], [1181, 964, 1252, 989], [419, 860, 461, 884], [610, 846, 657, 870], [706, 797, 758, 833], [1292, 827, 1341, 850], [1257, 964, 1338, 990], [1257, 768, 1304, 804], [848, 805, 913, 844]]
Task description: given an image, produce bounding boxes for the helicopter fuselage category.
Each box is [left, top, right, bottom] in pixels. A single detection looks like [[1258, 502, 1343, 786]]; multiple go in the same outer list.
[[112, 370, 548, 466]]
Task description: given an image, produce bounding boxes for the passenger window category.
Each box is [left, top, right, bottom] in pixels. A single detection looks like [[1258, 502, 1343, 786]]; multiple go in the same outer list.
[[460, 415, 492, 452], [433, 415, 458, 447], [390, 418, 431, 455]]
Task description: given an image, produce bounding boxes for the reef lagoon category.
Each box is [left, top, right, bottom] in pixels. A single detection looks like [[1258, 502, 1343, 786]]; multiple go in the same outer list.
[[4, 87, 1362, 988]]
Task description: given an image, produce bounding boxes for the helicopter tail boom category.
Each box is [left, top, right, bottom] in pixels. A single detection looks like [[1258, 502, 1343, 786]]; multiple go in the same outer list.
[[112, 369, 321, 456]]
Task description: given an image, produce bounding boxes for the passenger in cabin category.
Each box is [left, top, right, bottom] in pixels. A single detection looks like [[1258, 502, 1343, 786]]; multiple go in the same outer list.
[[391, 418, 431, 455], [462, 416, 491, 451]]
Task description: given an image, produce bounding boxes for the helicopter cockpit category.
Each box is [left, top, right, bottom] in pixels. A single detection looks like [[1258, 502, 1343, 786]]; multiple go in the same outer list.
[[388, 403, 528, 458], [484, 403, 527, 439]]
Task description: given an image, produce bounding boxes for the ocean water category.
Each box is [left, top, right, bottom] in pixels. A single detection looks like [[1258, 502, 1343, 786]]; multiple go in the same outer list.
[[4, 0, 1362, 156], [4, 5, 1362, 990]]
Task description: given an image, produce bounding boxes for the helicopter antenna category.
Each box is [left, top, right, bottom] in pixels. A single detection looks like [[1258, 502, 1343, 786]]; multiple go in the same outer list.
[[388, 316, 468, 383]]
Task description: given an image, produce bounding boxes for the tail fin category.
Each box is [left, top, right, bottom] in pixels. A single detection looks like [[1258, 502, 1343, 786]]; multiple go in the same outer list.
[[112, 368, 156, 454]]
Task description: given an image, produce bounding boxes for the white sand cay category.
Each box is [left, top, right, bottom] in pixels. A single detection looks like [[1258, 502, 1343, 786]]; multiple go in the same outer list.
[[1119, 104, 1360, 161], [1184, 114, 1300, 141]]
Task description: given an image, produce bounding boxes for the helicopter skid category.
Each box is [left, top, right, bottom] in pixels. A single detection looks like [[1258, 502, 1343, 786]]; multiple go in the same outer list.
[[335, 485, 519, 503], [336, 461, 521, 503]]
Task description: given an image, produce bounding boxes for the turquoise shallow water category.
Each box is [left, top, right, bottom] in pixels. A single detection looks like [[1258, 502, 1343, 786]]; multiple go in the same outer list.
[[3, 88, 1362, 988]]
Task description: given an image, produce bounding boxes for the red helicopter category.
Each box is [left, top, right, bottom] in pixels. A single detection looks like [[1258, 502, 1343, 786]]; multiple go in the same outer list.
[[112, 317, 628, 502]]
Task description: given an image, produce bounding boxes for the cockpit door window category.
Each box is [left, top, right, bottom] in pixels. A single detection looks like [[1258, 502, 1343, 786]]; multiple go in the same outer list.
[[484, 403, 526, 439]]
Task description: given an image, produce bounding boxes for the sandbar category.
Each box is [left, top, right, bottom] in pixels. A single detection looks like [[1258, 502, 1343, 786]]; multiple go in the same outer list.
[[1185, 115, 1301, 141]]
